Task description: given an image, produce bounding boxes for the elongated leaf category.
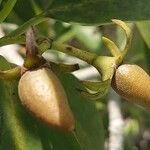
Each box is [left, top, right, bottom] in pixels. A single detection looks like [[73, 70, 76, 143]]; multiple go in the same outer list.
[[30, 72, 105, 150], [0, 79, 84, 150], [12, 0, 36, 22], [0, 80, 43, 150], [0, 15, 49, 48], [136, 21, 150, 72], [0, 57, 43, 149], [0, 0, 2, 5], [11, 0, 53, 22], [37, 124, 82, 150], [7, 16, 49, 37], [44, 0, 150, 24], [0, 35, 25, 47], [0, 0, 17, 22], [73, 25, 101, 52], [136, 21, 150, 49], [1, 0, 150, 46], [58, 73, 105, 150]]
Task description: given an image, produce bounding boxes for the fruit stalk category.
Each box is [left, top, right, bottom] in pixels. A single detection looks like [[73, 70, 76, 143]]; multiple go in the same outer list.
[[51, 42, 97, 65]]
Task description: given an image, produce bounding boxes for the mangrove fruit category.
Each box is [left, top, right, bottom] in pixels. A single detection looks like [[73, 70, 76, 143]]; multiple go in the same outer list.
[[18, 67, 75, 131], [112, 64, 150, 107]]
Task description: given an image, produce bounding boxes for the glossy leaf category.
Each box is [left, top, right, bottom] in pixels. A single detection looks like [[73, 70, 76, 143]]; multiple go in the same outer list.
[[136, 21, 150, 49], [44, 0, 150, 24], [73, 25, 101, 52], [0, 0, 17, 23], [12, 0, 36, 22], [1, 0, 150, 47], [136, 21, 150, 72], [29, 72, 105, 150], [58, 73, 105, 150], [6, 0, 52, 24], [0, 0, 2, 5], [0, 80, 43, 150], [0, 57, 43, 149]]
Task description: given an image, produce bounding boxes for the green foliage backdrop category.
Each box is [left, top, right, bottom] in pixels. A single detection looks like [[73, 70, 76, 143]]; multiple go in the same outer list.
[[0, 0, 150, 150]]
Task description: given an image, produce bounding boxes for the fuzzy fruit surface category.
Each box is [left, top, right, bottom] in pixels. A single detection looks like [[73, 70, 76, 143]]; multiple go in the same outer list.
[[18, 67, 75, 131], [112, 64, 150, 107]]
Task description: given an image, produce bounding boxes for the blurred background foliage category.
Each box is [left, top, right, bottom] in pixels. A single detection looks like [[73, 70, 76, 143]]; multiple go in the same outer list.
[[0, 0, 150, 150]]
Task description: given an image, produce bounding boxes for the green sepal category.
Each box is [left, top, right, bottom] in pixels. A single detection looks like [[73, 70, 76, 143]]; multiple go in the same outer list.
[[102, 36, 121, 57], [81, 79, 111, 92], [79, 55, 117, 100], [112, 19, 132, 60], [0, 56, 21, 80], [93, 56, 116, 81], [79, 79, 111, 100], [78, 87, 108, 100]]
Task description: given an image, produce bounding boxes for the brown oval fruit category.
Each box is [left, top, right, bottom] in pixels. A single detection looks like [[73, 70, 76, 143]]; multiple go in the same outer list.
[[18, 67, 75, 131], [112, 64, 150, 107]]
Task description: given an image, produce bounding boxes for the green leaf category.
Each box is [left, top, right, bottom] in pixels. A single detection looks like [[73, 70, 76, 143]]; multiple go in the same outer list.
[[0, 0, 3, 6], [30, 72, 105, 150], [0, 35, 25, 47], [6, 0, 52, 24], [0, 80, 43, 150], [28, 0, 42, 15], [136, 21, 150, 71], [0, 80, 83, 150], [44, 0, 150, 24], [136, 21, 150, 49], [12, 0, 36, 22], [37, 124, 82, 150], [73, 25, 101, 52], [0, 56, 10, 69], [7, 16, 49, 37], [0, 57, 42, 149], [0, 0, 17, 23], [58, 73, 105, 150], [0, 16, 49, 47], [1, 0, 150, 46]]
